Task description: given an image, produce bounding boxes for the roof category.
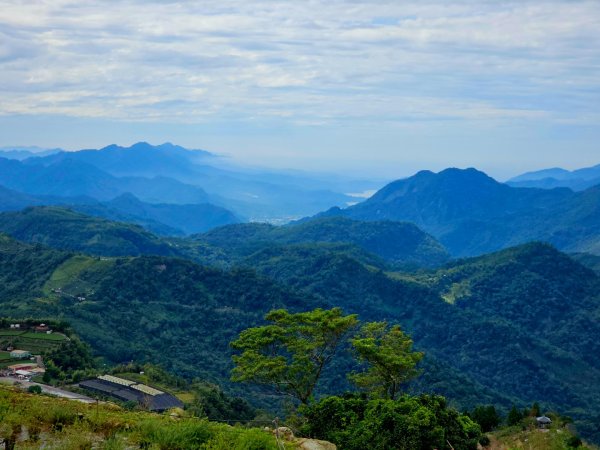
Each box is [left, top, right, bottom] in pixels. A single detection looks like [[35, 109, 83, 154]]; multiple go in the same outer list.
[[80, 376, 183, 412], [98, 375, 136, 386], [536, 416, 552, 424], [131, 384, 163, 396], [10, 350, 30, 355]]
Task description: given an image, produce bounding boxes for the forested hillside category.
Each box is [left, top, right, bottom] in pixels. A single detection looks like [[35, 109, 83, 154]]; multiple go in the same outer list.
[[0, 207, 178, 257], [194, 216, 449, 268], [0, 207, 449, 269], [1, 232, 599, 441]]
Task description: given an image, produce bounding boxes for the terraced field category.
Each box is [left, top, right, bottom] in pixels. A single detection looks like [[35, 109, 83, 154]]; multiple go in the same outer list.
[[0, 329, 67, 356]]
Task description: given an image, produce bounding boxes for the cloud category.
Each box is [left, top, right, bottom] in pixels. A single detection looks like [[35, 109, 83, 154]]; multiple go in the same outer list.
[[0, 0, 598, 126]]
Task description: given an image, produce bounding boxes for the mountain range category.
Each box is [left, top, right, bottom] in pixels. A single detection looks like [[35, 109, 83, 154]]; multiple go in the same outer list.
[[316, 167, 600, 257], [1, 141, 378, 222], [1, 141, 600, 441], [508, 163, 600, 191], [2, 142, 598, 261]]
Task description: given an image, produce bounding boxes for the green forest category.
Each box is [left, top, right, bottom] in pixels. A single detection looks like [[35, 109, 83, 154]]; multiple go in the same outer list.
[[0, 206, 599, 445]]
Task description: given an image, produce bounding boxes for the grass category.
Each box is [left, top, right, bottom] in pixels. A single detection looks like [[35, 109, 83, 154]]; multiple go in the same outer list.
[[0, 384, 291, 449], [441, 280, 471, 305], [0, 330, 26, 336], [0, 351, 12, 360], [20, 332, 67, 341], [488, 419, 597, 449]]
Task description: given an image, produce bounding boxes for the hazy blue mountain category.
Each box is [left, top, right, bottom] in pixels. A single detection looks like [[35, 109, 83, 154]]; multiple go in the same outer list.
[[0, 156, 211, 204], [571, 252, 600, 274], [88, 193, 240, 235], [508, 163, 600, 191], [0, 182, 239, 236], [0, 184, 95, 212], [0, 185, 58, 211], [195, 216, 449, 268], [26, 142, 381, 221], [0, 146, 62, 160], [315, 168, 600, 256], [34, 141, 214, 179]]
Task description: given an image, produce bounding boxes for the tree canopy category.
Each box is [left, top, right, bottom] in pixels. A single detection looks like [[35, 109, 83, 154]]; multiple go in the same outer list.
[[230, 307, 358, 405], [349, 321, 423, 400]]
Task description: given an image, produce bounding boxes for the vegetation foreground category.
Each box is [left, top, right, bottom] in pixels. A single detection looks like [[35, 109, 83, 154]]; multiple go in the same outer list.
[[0, 385, 287, 450]]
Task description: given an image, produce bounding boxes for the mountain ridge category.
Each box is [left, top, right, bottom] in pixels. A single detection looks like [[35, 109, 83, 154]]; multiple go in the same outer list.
[[314, 167, 600, 257]]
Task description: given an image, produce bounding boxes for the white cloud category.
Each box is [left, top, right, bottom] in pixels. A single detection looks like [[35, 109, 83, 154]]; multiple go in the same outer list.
[[0, 0, 598, 125]]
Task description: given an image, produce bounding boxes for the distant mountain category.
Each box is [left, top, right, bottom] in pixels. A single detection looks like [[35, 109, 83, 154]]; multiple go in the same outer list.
[[75, 193, 240, 235], [0, 146, 62, 160], [0, 184, 239, 236], [571, 252, 600, 275], [195, 216, 450, 268], [0, 157, 211, 204], [508, 163, 600, 191], [0, 185, 59, 211], [34, 141, 214, 179], [0, 206, 179, 257], [25, 142, 379, 221], [315, 168, 600, 257]]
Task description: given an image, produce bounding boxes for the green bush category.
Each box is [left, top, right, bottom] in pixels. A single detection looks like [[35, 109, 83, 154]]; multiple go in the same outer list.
[[301, 393, 481, 450], [27, 385, 42, 394], [566, 435, 583, 448]]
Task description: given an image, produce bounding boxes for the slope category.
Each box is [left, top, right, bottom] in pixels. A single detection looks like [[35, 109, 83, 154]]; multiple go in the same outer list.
[[0, 207, 179, 257], [318, 167, 600, 257], [1, 232, 599, 441], [239, 243, 600, 442]]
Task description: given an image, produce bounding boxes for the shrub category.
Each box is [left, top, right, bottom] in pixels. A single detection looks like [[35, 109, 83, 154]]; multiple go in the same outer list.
[[566, 435, 583, 448], [27, 385, 42, 394], [301, 394, 481, 450]]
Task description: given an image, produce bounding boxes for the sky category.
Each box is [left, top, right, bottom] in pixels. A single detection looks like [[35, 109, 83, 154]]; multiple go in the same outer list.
[[0, 0, 599, 180]]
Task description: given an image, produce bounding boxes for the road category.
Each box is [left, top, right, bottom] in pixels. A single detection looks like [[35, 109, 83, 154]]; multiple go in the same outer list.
[[0, 376, 96, 403]]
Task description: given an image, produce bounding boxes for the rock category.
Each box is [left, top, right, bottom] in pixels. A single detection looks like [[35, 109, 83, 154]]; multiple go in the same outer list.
[[295, 438, 337, 450], [273, 426, 294, 440]]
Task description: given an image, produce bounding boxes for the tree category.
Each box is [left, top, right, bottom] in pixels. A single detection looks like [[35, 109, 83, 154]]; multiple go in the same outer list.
[[470, 405, 500, 432], [507, 405, 523, 426], [349, 322, 423, 400], [230, 307, 358, 405]]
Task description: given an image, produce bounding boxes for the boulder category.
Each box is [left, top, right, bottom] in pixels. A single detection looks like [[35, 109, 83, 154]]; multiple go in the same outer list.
[[295, 438, 337, 450]]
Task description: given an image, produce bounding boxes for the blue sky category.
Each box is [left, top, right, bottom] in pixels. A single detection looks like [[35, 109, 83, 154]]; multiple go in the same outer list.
[[0, 1, 598, 180]]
